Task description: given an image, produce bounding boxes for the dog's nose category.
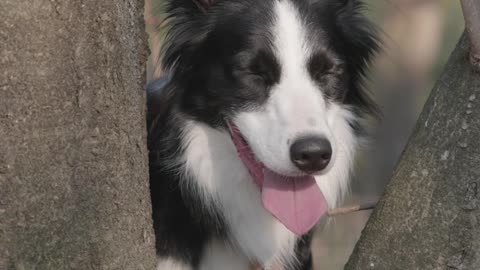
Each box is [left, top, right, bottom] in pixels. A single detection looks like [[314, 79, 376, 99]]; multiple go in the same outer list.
[[290, 136, 332, 173]]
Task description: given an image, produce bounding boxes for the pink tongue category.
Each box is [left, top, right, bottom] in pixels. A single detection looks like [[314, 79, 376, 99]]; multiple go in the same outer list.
[[262, 169, 327, 235], [228, 122, 327, 236]]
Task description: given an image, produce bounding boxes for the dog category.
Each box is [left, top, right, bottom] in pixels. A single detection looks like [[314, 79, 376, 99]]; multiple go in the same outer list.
[[147, 0, 378, 269]]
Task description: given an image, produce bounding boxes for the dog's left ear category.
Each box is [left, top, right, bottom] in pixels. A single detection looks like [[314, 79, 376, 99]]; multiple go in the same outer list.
[[336, 0, 379, 66], [335, 0, 380, 114]]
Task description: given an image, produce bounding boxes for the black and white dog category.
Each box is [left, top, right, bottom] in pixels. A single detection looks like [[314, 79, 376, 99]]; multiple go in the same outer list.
[[147, 0, 378, 269]]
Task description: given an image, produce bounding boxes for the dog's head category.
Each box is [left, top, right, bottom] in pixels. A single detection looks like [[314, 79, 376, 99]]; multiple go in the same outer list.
[[162, 0, 378, 179]]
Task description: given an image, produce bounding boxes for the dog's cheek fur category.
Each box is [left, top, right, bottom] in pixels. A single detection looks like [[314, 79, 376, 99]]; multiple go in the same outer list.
[[316, 104, 358, 208]]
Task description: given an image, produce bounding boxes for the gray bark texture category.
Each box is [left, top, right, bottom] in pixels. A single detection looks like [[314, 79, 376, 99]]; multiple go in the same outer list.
[[345, 34, 480, 269], [0, 0, 157, 269]]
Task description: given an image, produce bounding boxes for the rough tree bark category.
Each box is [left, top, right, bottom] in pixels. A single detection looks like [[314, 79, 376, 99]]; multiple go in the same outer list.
[[345, 33, 480, 269], [0, 0, 156, 269]]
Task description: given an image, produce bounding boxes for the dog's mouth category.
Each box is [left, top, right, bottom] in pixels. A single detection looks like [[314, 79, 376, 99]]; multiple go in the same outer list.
[[227, 121, 328, 236]]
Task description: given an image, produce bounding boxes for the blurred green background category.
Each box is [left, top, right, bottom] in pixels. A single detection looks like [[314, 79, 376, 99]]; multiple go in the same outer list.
[[145, 0, 465, 269]]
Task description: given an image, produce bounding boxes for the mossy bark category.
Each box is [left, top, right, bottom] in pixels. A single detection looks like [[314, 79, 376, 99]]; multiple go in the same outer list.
[[0, 0, 156, 269]]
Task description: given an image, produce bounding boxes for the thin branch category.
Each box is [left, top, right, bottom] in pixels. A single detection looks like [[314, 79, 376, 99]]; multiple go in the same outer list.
[[328, 201, 377, 217], [460, 0, 480, 72]]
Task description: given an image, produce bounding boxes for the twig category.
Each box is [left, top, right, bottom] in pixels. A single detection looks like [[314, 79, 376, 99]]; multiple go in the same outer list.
[[328, 201, 377, 217], [460, 0, 480, 72]]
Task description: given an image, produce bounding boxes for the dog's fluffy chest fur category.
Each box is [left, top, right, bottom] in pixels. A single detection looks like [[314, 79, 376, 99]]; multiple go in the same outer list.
[[182, 121, 298, 268]]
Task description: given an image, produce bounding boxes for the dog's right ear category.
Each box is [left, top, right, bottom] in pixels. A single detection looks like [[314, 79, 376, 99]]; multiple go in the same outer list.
[[167, 0, 217, 15], [161, 0, 218, 72], [192, 0, 216, 14]]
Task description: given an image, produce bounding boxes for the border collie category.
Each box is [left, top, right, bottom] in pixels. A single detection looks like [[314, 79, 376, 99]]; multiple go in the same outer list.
[[147, 0, 378, 269]]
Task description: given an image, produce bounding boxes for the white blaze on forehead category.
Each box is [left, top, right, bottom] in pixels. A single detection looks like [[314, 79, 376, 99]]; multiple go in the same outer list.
[[273, 0, 311, 72], [271, 0, 329, 132], [234, 0, 332, 176]]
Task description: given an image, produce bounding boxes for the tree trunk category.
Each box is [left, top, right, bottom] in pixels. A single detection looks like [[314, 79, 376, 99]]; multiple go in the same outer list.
[[0, 0, 156, 269], [345, 33, 480, 269]]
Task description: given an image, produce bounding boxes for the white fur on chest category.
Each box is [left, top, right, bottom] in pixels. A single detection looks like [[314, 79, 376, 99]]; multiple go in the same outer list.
[[181, 121, 297, 268]]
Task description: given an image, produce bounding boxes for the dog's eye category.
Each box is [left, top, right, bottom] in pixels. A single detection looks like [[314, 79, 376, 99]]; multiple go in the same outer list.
[[248, 71, 273, 86], [248, 50, 281, 87], [308, 53, 341, 83]]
